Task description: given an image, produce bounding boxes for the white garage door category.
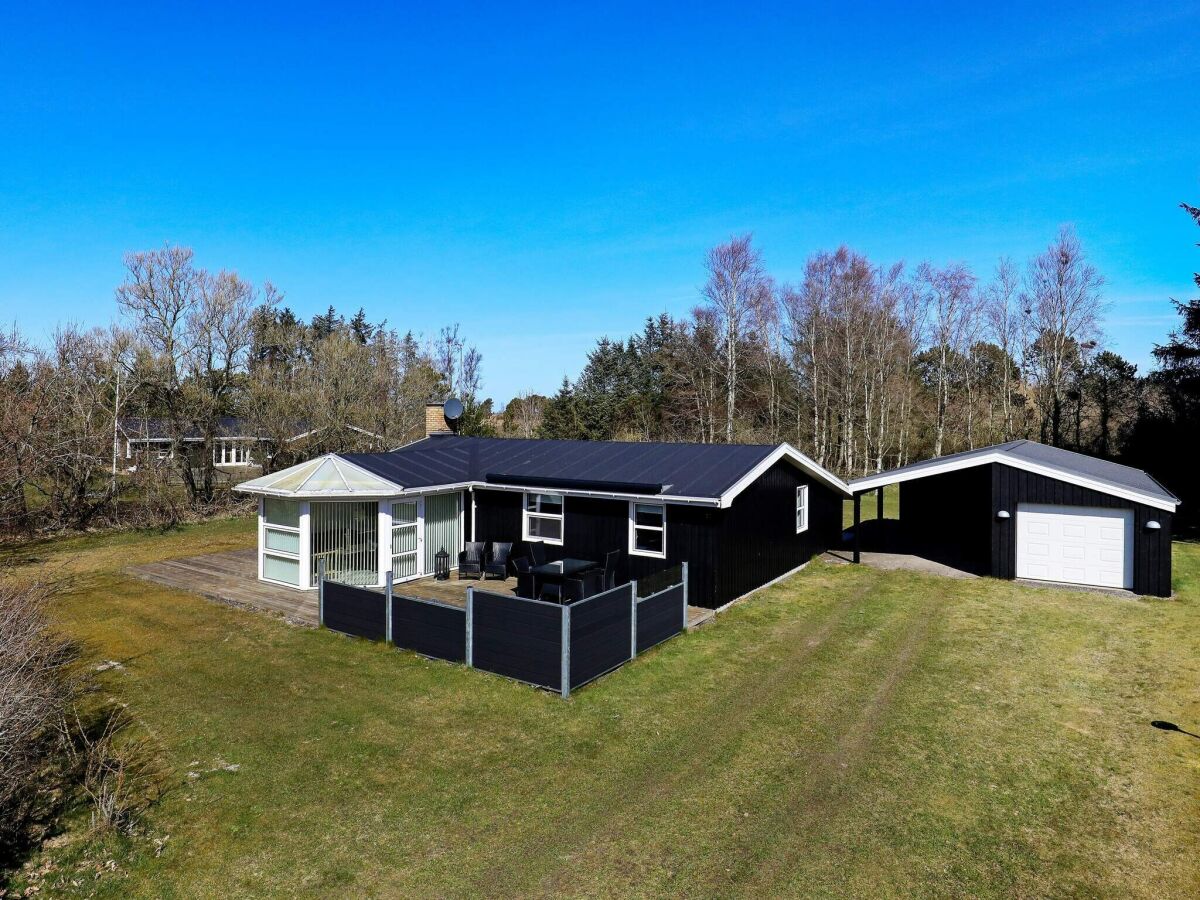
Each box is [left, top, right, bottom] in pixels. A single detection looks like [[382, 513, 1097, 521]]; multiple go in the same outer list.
[[1016, 503, 1133, 589]]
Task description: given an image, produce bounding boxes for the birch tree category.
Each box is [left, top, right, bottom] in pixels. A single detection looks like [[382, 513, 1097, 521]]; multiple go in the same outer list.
[[1025, 226, 1104, 446], [702, 235, 767, 443]]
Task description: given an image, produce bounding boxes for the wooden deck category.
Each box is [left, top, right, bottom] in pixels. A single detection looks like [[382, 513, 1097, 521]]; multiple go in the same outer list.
[[398, 574, 519, 607], [129, 549, 717, 631], [130, 548, 319, 625]]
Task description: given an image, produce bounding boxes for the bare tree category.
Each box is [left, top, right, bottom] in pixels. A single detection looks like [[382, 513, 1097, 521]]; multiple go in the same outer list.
[[916, 261, 978, 457], [117, 247, 269, 503], [1025, 226, 1105, 446], [702, 235, 768, 443], [508, 391, 545, 438], [983, 257, 1026, 440]]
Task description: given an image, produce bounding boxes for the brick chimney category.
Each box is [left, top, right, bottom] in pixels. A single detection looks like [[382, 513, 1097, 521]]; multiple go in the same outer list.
[[425, 402, 455, 437]]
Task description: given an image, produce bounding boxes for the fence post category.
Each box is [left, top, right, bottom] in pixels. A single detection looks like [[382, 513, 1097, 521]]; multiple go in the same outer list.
[[681, 561, 689, 631], [318, 559, 325, 627], [465, 586, 474, 667], [385, 570, 393, 645], [560, 604, 571, 699], [629, 580, 638, 659]]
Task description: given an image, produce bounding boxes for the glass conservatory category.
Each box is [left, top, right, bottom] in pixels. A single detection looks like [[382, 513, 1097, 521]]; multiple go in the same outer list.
[[238, 455, 463, 589]]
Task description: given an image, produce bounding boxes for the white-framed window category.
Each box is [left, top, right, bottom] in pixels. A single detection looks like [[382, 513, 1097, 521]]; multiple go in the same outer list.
[[261, 497, 301, 586], [216, 440, 252, 466], [523, 492, 564, 545], [391, 500, 419, 580], [629, 501, 666, 558], [796, 485, 809, 534]]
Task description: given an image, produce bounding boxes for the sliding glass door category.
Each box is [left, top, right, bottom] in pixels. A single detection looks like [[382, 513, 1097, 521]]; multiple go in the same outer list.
[[423, 492, 461, 574], [310, 501, 379, 586]]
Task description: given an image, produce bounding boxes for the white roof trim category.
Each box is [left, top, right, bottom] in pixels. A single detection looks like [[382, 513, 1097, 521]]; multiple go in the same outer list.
[[850, 452, 1178, 512], [717, 443, 852, 507]]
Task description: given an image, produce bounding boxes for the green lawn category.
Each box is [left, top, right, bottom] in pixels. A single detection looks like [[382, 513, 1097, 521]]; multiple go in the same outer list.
[[5, 518, 1199, 897]]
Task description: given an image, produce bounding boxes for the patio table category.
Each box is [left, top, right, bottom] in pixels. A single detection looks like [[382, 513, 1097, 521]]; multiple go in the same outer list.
[[530, 558, 596, 602]]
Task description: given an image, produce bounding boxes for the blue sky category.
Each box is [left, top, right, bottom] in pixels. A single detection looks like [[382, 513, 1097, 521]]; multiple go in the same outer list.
[[1, 2, 1198, 405]]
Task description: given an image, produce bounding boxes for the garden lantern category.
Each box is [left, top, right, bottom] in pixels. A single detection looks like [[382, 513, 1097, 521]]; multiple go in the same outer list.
[[435, 547, 450, 580]]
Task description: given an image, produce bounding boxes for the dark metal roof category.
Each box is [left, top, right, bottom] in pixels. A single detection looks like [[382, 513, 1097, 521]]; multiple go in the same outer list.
[[119, 416, 260, 440], [343, 435, 781, 500], [850, 439, 1179, 504]]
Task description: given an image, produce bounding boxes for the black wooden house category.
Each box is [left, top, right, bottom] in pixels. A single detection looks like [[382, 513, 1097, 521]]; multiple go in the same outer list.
[[237, 433, 851, 607]]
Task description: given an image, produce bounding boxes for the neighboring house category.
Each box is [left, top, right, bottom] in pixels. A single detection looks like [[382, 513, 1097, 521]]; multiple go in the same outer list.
[[850, 440, 1178, 597], [119, 418, 384, 471], [235, 408, 852, 608]]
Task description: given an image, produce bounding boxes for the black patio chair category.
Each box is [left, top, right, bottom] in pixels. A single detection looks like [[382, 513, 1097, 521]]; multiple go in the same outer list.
[[458, 541, 486, 579], [599, 549, 620, 591], [527, 540, 548, 567], [512, 556, 533, 598], [484, 542, 512, 580], [541, 577, 585, 604]]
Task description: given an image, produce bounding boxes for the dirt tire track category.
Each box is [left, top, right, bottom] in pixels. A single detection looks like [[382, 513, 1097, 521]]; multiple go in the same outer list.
[[724, 589, 942, 896], [511, 575, 882, 899]]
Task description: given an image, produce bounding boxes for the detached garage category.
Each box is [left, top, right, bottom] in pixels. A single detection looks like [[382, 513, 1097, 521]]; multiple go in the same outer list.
[[850, 440, 1178, 597]]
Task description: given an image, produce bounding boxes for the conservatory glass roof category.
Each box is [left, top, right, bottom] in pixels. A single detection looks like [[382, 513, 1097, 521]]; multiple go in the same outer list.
[[235, 455, 401, 498]]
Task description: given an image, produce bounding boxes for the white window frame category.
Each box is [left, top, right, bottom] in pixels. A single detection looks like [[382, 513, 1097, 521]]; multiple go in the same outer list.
[[261, 498, 303, 587], [522, 492, 564, 546], [628, 501, 667, 559], [796, 485, 809, 534], [216, 439, 252, 467]]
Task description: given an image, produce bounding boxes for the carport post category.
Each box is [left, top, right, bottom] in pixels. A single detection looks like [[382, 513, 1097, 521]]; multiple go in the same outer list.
[[629, 579, 638, 659], [853, 493, 862, 564], [318, 559, 325, 627], [877, 486, 884, 521], [465, 587, 474, 667], [560, 604, 571, 699], [385, 571, 393, 645], [681, 562, 689, 630]]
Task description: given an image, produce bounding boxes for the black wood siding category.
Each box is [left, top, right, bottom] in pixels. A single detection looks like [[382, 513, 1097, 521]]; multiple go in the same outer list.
[[569, 585, 634, 689], [989, 463, 1172, 597], [897, 465, 994, 575], [471, 488, 719, 607], [712, 461, 843, 606], [470, 590, 563, 690], [391, 595, 466, 662], [636, 583, 685, 653], [322, 582, 386, 640]]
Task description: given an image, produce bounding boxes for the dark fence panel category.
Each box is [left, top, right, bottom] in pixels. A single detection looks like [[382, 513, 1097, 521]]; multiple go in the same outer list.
[[392, 595, 466, 663], [636, 564, 684, 599], [636, 583, 684, 654], [323, 581, 386, 640], [569, 583, 633, 689], [471, 590, 563, 691]]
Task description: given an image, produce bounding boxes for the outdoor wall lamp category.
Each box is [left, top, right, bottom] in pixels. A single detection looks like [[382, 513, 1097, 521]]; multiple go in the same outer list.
[[1146, 520, 1161, 531], [996, 510, 1011, 520]]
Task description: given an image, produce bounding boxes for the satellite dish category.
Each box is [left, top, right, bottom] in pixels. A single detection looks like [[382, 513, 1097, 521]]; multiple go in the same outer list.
[[443, 397, 464, 421]]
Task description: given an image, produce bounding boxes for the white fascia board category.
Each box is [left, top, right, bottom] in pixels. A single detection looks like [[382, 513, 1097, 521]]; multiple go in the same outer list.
[[850, 453, 1178, 513], [718, 443, 852, 508]]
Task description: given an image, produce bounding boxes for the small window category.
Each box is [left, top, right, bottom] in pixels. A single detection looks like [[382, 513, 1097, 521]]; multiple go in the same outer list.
[[629, 502, 666, 558], [523, 492, 564, 545], [264, 498, 300, 528], [796, 485, 809, 534]]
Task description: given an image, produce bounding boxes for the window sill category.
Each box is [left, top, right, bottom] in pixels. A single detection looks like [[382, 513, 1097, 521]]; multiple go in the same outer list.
[[629, 548, 667, 559]]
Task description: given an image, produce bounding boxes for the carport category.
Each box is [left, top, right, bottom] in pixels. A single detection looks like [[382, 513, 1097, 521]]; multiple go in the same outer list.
[[849, 440, 1178, 597]]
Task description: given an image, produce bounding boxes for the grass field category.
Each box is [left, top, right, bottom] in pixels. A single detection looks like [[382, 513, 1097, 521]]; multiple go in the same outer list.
[[4, 516, 1199, 897]]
